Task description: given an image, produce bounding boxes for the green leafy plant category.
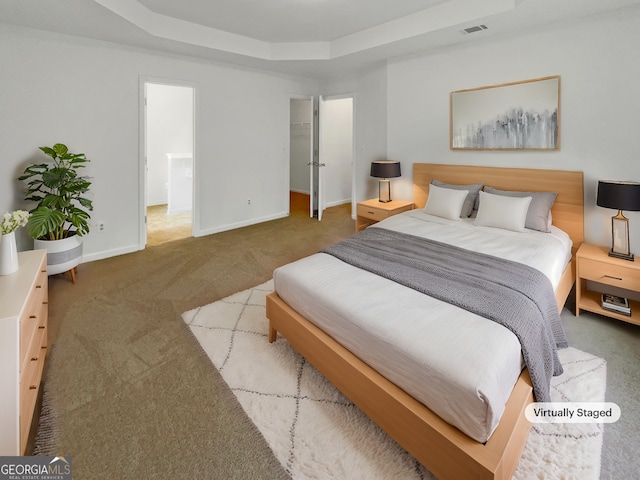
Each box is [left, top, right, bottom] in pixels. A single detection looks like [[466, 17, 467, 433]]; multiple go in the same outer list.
[[18, 143, 93, 240]]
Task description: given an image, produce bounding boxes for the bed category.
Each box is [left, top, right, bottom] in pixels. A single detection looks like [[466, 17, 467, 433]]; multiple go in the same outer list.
[[266, 163, 584, 480]]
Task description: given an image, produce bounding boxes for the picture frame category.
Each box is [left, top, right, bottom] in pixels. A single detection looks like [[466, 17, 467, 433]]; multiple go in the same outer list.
[[450, 76, 560, 150]]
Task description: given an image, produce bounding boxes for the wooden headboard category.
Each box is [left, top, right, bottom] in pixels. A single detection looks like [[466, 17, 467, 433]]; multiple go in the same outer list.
[[413, 163, 584, 248]]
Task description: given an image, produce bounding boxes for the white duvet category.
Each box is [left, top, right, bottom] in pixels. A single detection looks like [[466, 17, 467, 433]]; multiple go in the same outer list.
[[272, 210, 572, 443]]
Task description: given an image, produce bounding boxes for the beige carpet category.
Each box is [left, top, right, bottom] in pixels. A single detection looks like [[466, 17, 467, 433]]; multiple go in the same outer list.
[[33, 203, 354, 479], [184, 281, 607, 480]]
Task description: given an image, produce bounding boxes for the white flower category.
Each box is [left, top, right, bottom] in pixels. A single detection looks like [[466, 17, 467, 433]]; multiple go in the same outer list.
[[1, 210, 31, 235]]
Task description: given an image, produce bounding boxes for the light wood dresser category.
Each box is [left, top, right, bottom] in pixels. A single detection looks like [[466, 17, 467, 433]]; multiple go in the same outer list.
[[0, 249, 48, 455]]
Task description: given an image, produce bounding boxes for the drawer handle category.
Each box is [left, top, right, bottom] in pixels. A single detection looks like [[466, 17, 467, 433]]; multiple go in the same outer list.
[[31, 356, 38, 361], [604, 275, 623, 281], [41, 345, 47, 350], [30, 315, 37, 319], [29, 385, 37, 390], [367, 211, 376, 214], [39, 325, 45, 329], [36, 285, 42, 289]]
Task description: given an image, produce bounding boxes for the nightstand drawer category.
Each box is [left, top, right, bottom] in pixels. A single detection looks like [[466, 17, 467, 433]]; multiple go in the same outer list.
[[356, 204, 389, 222], [355, 199, 414, 233], [579, 257, 640, 291]]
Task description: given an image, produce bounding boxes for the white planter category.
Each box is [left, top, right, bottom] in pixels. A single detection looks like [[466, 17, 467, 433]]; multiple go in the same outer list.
[[0, 231, 19, 275], [34, 235, 83, 276]]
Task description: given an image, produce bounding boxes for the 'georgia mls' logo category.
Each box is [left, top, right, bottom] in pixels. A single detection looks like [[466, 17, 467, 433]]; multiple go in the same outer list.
[[0, 455, 72, 479]]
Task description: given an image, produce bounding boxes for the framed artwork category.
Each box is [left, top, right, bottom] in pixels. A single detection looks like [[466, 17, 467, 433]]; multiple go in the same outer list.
[[450, 76, 560, 150]]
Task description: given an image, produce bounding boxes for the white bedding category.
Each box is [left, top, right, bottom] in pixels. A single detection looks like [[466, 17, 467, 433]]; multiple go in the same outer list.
[[272, 210, 572, 443]]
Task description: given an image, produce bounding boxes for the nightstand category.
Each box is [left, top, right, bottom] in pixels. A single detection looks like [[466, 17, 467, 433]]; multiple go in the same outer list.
[[355, 199, 414, 232], [576, 243, 640, 326]]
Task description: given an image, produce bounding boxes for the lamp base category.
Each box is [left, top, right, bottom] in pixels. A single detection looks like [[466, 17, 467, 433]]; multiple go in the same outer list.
[[378, 179, 391, 203], [608, 250, 635, 261], [610, 212, 633, 261]]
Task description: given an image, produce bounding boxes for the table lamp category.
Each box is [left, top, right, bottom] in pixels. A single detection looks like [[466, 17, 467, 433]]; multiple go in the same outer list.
[[370, 161, 401, 203], [596, 180, 640, 261]]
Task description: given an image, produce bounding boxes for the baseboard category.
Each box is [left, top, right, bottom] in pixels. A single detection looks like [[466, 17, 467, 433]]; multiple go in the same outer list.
[[195, 212, 289, 237], [81, 244, 140, 264], [290, 188, 310, 195], [325, 199, 352, 208]]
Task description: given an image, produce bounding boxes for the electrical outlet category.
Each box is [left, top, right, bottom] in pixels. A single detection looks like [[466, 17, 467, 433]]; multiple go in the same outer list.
[[97, 221, 105, 232], [247, 198, 252, 205]]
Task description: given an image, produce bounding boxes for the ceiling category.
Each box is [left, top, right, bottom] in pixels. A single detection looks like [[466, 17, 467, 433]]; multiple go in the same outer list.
[[1, 0, 639, 79]]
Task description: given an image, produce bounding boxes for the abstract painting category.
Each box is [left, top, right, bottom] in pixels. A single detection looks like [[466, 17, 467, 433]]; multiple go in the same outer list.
[[450, 76, 560, 150]]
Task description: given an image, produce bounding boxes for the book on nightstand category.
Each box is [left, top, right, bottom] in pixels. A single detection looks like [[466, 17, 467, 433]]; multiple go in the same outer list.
[[601, 294, 631, 316]]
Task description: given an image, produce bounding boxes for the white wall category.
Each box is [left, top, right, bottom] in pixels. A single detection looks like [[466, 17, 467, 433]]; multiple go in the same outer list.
[[9, 8, 632, 261], [0, 23, 318, 260], [146, 83, 193, 207], [387, 7, 640, 252]]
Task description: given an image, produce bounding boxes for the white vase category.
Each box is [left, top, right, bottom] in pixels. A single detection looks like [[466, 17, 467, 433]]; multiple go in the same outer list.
[[0, 231, 19, 275], [34, 235, 83, 276]]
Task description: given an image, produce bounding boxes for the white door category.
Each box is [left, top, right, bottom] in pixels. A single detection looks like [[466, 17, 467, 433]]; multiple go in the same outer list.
[[318, 94, 354, 221], [316, 95, 327, 220]]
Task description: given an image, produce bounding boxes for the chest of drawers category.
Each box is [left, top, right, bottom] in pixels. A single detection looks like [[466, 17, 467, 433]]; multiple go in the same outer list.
[[0, 249, 48, 455]]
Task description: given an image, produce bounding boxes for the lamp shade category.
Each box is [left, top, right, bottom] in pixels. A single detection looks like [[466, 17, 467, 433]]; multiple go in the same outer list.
[[371, 161, 401, 179], [597, 181, 640, 211]]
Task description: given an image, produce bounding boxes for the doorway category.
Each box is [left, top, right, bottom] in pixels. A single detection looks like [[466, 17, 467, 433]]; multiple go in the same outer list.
[[288, 94, 354, 221], [289, 96, 313, 217], [141, 80, 195, 247]]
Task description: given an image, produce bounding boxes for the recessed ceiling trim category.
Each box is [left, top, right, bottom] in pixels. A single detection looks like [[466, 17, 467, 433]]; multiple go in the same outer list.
[[95, 0, 272, 58], [270, 42, 330, 61], [331, 0, 514, 58], [94, 0, 517, 61]]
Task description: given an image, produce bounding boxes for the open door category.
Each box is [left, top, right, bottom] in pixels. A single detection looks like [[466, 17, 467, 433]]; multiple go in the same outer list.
[[316, 95, 327, 221], [317, 94, 353, 221], [302, 94, 353, 222]]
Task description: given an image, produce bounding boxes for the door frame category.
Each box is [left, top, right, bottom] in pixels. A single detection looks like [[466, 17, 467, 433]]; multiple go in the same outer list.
[[138, 76, 197, 249]]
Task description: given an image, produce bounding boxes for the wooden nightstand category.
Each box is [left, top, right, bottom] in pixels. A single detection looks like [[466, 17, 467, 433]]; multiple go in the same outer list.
[[355, 199, 414, 232], [576, 243, 640, 326]]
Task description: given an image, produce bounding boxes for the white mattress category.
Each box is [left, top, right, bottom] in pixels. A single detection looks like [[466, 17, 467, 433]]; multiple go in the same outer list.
[[272, 210, 572, 443]]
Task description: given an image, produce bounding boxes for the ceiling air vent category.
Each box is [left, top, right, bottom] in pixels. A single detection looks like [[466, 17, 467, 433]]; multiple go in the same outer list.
[[462, 24, 488, 34]]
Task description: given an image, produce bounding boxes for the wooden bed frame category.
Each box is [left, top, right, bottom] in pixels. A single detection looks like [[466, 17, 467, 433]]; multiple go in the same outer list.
[[266, 163, 584, 480]]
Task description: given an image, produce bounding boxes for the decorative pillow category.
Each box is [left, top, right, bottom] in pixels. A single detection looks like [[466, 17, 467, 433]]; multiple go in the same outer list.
[[431, 179, 483, 218], [474, 191, 532, 232], [484, 187, 557, 233], [423, 184, 469, 220]]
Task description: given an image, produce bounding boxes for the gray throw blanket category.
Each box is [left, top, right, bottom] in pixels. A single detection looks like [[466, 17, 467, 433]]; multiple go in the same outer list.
[[321, 227, 568, 403]]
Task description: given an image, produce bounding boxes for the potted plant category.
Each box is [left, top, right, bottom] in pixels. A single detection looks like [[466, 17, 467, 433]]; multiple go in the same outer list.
[[18, 143, 93, 278]]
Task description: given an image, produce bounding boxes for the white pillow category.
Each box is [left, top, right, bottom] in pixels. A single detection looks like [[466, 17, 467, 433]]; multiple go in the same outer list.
[[423, 184, 469, 220], [474, 191, 532, 232]]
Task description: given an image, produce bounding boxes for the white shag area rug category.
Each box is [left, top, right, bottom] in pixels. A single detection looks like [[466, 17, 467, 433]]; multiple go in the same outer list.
[[182, 281, 607, 480]]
